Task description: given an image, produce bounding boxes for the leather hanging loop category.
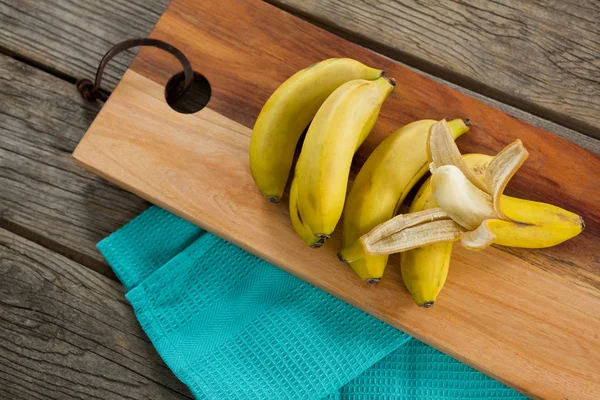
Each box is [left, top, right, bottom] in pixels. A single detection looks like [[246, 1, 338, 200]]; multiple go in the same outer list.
[[76, 38, 193, 103]]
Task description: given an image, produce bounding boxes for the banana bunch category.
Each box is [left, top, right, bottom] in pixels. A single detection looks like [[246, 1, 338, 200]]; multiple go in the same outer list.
[[250, 58, 385, 203], [250, 58, 396, 245], [250, 58, 584, 309], [341, 120, 584, 307]]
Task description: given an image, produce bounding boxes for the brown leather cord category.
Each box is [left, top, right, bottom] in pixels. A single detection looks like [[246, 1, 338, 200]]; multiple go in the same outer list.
[[76, 38, 193, 102]]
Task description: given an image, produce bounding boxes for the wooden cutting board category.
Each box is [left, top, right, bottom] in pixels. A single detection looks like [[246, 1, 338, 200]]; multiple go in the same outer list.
[[73, 0, 600, 397]]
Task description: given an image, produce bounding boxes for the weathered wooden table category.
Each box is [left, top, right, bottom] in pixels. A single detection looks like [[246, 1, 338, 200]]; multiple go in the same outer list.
[[1, 1, 598, 398]]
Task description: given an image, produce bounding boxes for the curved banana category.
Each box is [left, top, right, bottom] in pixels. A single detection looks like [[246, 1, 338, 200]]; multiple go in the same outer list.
[[401, 153, 489, 307], [296, 76, 396, 238], [289, 176, 324, 248], [250, 58, 383, 202], [339, 119, 470, 283], [289, 86, 378, 248]]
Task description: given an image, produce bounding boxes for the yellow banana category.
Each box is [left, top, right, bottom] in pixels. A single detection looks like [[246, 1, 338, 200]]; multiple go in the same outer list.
[[288, 82, 378, 248], [401, 153, 489, 307], [250, 58, 383, 202], [296, 76, 396, 238], [289, 176, 324, 248], [339, 119, 470, 283]]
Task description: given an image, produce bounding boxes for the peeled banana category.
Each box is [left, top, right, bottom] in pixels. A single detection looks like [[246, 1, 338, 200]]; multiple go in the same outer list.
[[295, 76, 396, 239], [356, 121, 583, 306], [339, 119, 470, 283], [250, 58, 383, 202], [427, 126, 584, 250]]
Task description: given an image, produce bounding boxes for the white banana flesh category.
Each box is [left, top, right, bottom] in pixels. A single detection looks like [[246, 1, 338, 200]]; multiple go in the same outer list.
[[431, 165, 496, 231]]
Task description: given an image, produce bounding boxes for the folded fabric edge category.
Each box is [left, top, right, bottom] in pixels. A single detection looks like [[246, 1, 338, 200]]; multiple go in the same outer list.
[[97, 206, 205, 290]]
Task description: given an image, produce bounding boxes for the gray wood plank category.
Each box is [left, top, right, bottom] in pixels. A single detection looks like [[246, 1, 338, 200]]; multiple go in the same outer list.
[[0, 227, 192, 399], [269, 0, 600, 139], [0, 54, 150, 276], [0, 0, 169, 91]]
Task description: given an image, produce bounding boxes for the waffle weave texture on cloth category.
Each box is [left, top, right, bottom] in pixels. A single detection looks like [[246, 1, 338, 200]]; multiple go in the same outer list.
[[98, 206, 526, 399]]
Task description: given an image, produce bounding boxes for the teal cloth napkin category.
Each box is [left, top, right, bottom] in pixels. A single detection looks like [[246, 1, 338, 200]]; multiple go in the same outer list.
[[98, 206, 525, 399]]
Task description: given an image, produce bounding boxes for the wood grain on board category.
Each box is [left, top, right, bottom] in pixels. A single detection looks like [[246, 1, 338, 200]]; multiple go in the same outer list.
[[125, 0, 599, 288], [0, 228, 192, 399], [271, 0, 600, 139], [0, 54, 149, 275]]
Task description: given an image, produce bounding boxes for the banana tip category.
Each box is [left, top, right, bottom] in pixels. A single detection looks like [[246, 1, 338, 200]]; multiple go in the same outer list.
[[463, 118, 472, 127], [365, 278, 381, 285], [580, 216, 585, 231], [388, 77, 397, 87], [266, 196, 280, 203], [419, 302, 434, 308], [337, 252, 347, 263]]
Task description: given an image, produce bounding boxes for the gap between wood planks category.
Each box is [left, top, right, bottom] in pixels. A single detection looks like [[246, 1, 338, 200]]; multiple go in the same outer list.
[[0, 217, 116, 279], [0, 227, 194, 399], [0, 43, 113, 101], [265, 0, 600, 140], [0, 43, 78, 84]]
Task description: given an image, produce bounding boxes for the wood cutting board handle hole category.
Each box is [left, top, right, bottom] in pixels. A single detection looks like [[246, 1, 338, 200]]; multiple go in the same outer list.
[[165, 71, 211, 114]]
